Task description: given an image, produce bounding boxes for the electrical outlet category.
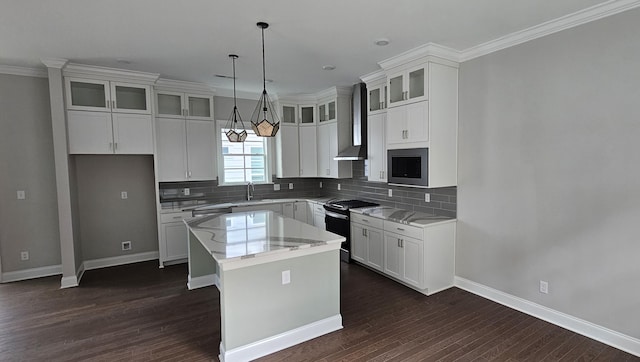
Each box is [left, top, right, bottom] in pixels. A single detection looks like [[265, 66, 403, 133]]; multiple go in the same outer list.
[[425, 193, 431, 202], [17, 190, 26, 200], [183, 188, 190, 196], [282, 270, 291, 285], [121, 191, 128, 199], [539, 280, 549, 294], [289, 183, 294, 190], [388, 189, 393, 197], [20, 251, 29, 261], [337, 183, 341, 191], [273, 184, 280, 191], [319, 181, 323, 188], [122, 241, 132, 251]]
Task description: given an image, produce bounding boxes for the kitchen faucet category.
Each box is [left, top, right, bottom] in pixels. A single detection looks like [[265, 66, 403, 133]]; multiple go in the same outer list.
[[247, 182, 255, 201]]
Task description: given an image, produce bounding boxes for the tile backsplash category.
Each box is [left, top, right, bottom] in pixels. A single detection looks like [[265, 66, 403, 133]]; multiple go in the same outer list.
[[160, 161, 456, 217]]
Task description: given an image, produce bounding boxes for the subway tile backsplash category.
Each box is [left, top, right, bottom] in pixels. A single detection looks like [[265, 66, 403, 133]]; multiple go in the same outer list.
[[159, 161, 456, 217]]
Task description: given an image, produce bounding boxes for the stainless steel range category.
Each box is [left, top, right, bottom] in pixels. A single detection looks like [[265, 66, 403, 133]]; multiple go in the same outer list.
[[323, 199, 379, 262]]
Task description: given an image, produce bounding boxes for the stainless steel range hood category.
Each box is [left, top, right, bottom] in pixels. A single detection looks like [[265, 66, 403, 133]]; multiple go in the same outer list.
[[334, 83, 367, 161]]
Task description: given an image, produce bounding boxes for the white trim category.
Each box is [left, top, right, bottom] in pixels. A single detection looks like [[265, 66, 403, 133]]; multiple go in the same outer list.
[[1, 264, 62, 283], [455, 277, 640, 357], [60, 275, 79, 288], [460, 0, 640, 62], [0, 65, 48, 78], [187, 273, 219, 290], [155, 78, 215, 94], [63, 63, 159, 84], [40, 58, 68, 69], [379, 43, 462, 70], [219, 314, 343, 362], [82, 251, 159, 271], [214, 88, 261, 100]]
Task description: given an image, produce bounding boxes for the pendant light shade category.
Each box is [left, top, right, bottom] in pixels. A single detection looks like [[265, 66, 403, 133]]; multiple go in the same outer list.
[[224, 54, 248, 142], [250, 22, 280, 137]]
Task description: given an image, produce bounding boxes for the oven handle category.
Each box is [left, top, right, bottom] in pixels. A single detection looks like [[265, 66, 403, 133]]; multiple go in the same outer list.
[[325, 210, 349, 220]]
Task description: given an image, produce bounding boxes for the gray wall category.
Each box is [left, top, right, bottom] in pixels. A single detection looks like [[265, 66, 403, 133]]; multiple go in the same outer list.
[[0, 74, 61, 273], [457, 8, 640, 339], [74, 155, 157, 260]]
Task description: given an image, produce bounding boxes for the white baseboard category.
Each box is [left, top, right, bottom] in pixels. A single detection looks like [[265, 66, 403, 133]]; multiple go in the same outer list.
[[455, 276, 640, 357], [187, 273, 218, 290], [82, 251, 159, 271], [60, 263, 85, 289], [1, 264, 62, 283], [219, 314, 343, 362]]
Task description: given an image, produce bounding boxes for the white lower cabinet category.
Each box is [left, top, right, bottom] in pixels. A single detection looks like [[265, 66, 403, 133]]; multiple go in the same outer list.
[[282, 201, 309, 223], [232, 203, 283, 214], [313, 203, 326, 230], [351, 212, 455, 296], [160, 211, 192, 264], [350, 214, 384, 271]]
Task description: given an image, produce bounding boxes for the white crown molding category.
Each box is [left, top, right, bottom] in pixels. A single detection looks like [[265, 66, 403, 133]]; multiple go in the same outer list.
[[63, 63, 160, 84], [360, 69, 386, 84], [460, 0, 640, 62], [455, 277, 640, 357], [0, 64, 48, 78], [215, 88, 263, 100], [379, 43, 462, 70], [155, 78, 215, 94], [41, 57, 68, 69]]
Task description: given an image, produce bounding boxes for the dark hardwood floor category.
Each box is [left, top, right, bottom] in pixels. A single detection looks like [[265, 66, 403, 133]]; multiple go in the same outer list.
[[0, 261, 636, 361]]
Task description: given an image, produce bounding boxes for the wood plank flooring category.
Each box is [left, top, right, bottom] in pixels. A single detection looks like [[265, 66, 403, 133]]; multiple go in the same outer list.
[[0, 261, 636, 361]]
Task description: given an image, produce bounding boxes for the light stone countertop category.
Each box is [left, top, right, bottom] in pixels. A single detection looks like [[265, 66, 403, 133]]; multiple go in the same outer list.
[[351, 206, 455, 227], [161, 197, 336, 214], [185, 210, 344, 264]]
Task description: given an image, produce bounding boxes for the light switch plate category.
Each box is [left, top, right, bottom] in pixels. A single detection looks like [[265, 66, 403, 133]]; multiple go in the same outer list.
[[338, 183, 341, 191], [425, 193, 430, 202], [282, 270, 291, 285], [274, 184, 280, 191], [17, 190, 26, 200], [388, 189, 393, 197], [288, 183, 294, 190], [183, 188, 190, 196], [121, 191, 128, 199]]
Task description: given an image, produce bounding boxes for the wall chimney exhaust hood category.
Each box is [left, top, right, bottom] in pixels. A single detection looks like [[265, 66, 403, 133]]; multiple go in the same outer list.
[[334, 83, 368, 161]]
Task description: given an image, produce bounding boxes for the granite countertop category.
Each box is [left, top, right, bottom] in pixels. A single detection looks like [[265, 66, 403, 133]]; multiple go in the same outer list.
[[161, 197, 335, 214], [351, 206, 455, 227], [185, 210, 344, 264]]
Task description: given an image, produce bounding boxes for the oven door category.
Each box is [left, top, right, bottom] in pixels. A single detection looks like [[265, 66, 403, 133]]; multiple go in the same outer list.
[[324, 210, 350, 262]]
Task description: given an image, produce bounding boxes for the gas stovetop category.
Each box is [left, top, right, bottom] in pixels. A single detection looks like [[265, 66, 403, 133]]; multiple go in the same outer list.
[[324, 199, 379, 211]]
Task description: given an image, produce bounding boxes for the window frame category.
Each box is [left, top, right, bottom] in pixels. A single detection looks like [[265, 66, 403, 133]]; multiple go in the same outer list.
[[216, 120, 272, 186]]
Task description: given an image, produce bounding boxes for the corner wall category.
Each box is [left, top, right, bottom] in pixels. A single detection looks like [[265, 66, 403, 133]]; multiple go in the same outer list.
[[457, 8, 640, 339]]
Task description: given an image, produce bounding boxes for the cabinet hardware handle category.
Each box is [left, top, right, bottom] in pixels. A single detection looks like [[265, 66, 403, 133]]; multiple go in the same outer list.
[[109, 142, 113, 150], [397, 227, 405, 231], [173, 216, 183, 219], [114, 142, 118, 150], [400, 239, 404, 248], [364, 229, 368, 237], [397, 238, 401, 247], [188, 171, 192, 177], [362, 219, 368, 222]]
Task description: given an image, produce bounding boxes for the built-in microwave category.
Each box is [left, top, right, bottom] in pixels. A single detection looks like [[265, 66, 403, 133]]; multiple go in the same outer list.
[[387, 148, 429, 188]]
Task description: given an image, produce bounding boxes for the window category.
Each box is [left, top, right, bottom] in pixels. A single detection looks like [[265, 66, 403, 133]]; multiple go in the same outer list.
[[218, 122, 270, 184]]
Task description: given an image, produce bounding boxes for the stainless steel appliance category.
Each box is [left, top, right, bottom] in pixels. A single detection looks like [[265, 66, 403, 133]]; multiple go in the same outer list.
[[387, 148, 429, 188], [334, 83, 368, 161], [323, 199, 379, 262]]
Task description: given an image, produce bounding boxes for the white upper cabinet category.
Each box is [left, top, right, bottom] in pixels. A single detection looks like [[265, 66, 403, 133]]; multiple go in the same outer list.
[[66, 78, 151, 114], [367, 112, 387, 182], [386, 100, 429, 147], [275, 124, 300, 178], [280, 104, 298, 125], [298, 125, 318, 177], [318, 98, 336, 123], [299, 104, 316, 125], [367, 79, 387, 114], [157, 91, 214, 120], [387, 63, 427, 108]]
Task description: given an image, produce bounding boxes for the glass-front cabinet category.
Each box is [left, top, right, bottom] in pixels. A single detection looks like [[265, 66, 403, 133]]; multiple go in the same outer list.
[[387, 63, 428, 108], [318, 99, 336, 123], [368, 82, 387, 114], [299, 104, 316, 125], [66, 78, 151, 114], [157, 91, 213, 120], [280, 104, 298, 124]]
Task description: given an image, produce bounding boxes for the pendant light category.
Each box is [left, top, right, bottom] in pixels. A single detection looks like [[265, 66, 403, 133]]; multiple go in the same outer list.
[[224, 54, 248, 142], [250, 22, 280, 137]]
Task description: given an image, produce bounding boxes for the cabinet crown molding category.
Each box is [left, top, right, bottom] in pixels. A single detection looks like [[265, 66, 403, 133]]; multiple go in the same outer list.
[[0, 64, 48, 78], [63, 63, 160, 84], [155, 78, 215, 94], [378, 43, 461, 71], [360, 69, 386, 84], [40, 58, 69, 70]]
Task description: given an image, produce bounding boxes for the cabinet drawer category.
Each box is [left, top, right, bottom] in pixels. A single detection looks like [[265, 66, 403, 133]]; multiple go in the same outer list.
[[383, 220, 423, 240], [160, 211, 192, 224], [351, 213, 383, 229]]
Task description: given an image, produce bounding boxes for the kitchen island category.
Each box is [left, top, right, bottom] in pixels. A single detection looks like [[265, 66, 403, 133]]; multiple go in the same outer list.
[[185, 210, 345, 362]]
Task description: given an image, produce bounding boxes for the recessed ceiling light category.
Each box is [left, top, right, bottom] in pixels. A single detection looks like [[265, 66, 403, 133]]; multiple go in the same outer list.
[[322, 65, 336, 71], [374, 38, 390, 46]]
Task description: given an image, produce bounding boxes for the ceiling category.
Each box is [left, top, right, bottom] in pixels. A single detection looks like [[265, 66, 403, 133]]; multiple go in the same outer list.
[[0, 0, 621, 96]]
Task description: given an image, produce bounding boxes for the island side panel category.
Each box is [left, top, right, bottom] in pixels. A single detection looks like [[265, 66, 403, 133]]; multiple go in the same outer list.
[[188, 230, 217, 288], [220, 249, 340, 351]]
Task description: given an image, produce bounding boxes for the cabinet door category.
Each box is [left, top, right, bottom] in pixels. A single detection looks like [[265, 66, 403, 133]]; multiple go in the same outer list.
[[282, 202, 295, 218], [350, 224, 367, 263], [112, 113, 153, 154], [299, 104, 316, 125], [367, 227, 384, 271], [407, 66, 426, 102], [318, 103, 327, 123], [186, 94, 213, 120], [402, 236, 424, 288], [386, 106, 408, 146], [405, 101, 428, 143], [316, 123, 331, 177], [66, 78, 111, 112], [164, 222, 188, 260], [294, 202, 308, 223], [111, 82, 151, 114], [186, 120, 216, 180], [388, 70, 405, 107], [67, 110, 114, 154], [367, 113, 386, 182], [277, 125, 300, 178], [327, 122, 339, 178], [281, 104, 298, 124], [314, 211, 325, 230], [368, 84, 387, 113], [157, 91, 185, 118], [384, 233, 401, 279], [298, 126, 317, 177], [156, 118, 188, 181]]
